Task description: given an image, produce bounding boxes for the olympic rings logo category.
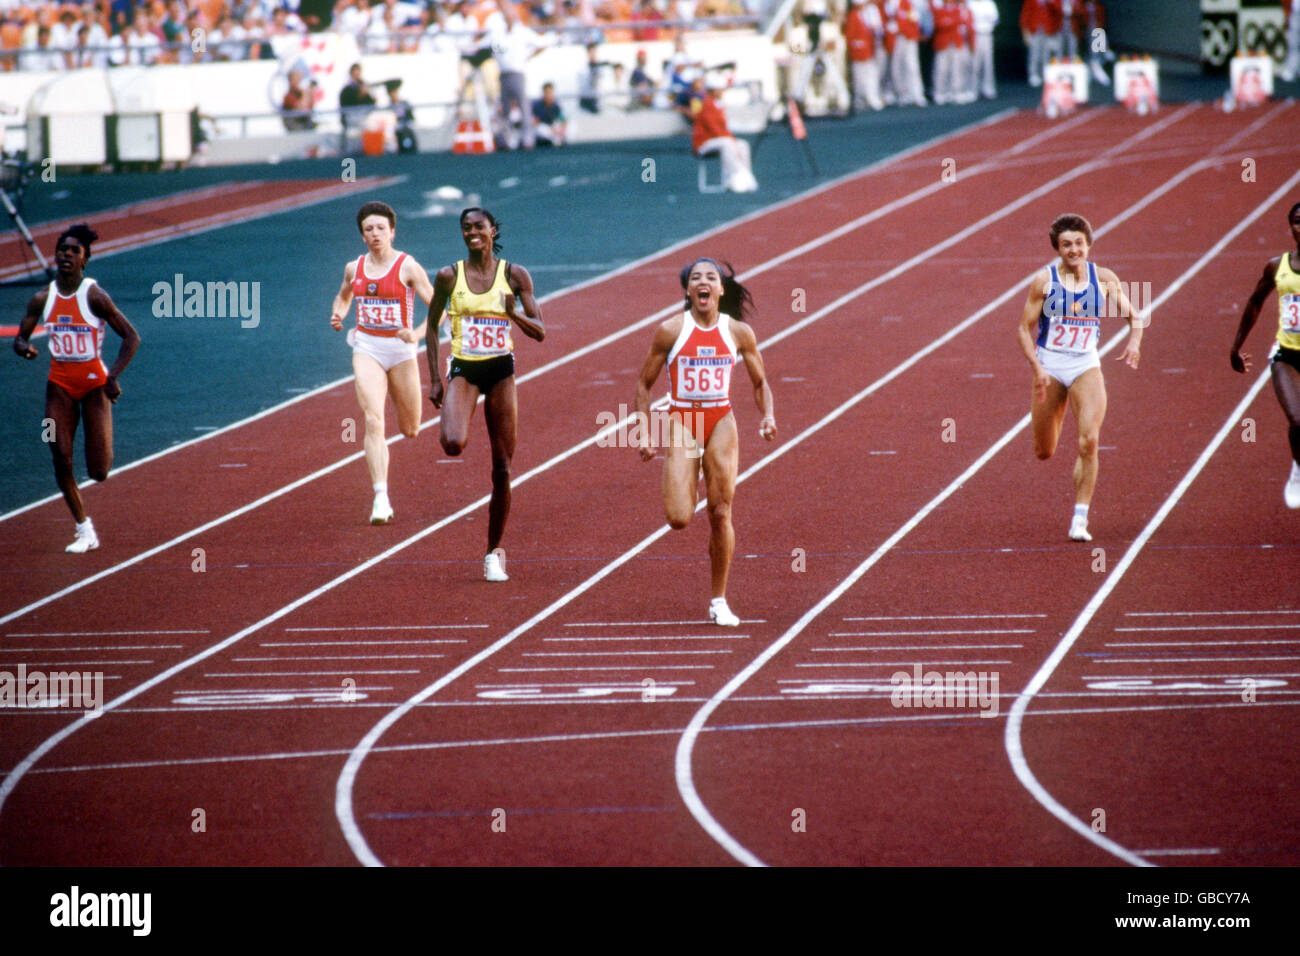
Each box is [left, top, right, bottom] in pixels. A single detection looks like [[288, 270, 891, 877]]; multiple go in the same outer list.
[[1201, 17, 1236, 66], [1241, 22, 1286, 62]]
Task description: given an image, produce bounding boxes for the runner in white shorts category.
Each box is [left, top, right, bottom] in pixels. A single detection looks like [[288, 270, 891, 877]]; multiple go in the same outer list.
[[1016, 213, 1144, 542], [331, 201, 435, 525]]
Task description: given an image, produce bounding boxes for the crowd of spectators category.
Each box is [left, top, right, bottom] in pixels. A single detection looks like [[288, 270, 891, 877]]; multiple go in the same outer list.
[[0, 0, 760, 70]]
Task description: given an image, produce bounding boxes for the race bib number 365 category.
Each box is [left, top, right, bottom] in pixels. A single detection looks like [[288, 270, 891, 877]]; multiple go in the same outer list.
[[1282, 293, 1300, 333], [462, 316, 512, 356]]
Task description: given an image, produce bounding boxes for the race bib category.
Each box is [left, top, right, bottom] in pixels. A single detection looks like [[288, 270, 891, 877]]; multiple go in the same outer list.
[[356, 297, 402, 332], [461, 315, 512, 357], [1282, 293, 1300, 333], [676, 355, 733, 401], [1046, 317, 1099, 354], [46, 321, 96, 362]]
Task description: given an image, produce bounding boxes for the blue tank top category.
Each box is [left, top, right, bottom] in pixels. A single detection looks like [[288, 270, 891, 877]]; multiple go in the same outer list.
[[1037, 261, 1102, 354]]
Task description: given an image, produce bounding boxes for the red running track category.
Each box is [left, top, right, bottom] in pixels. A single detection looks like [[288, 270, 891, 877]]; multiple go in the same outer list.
[[0, 103, 1297, 867]]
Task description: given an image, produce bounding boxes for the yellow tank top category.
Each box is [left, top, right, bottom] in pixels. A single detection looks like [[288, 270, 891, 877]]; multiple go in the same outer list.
[[1276, 252, 1300, 350], [448, 259, 514, 361]]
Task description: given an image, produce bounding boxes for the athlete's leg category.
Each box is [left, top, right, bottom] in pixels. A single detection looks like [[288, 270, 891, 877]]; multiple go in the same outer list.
[[1031, 375, 1070, 460], [662, 413, 702, 530], [45, 381, 86, 522], [482, 374, 517, 554], [1067, 367, 1108, 506], [1271, 359, 1300, 464], [80, 386, 115, 482], [353, 352, 392, 485], [386, 357, 422, 440], [701, 413, 740, 601], [440, 374, 481, 456]]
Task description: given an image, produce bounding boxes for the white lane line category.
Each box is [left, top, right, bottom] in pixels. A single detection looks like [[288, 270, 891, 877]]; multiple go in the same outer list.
[[0, 112, 1114, 627], [845, 614, 1048, 620], [259, 640, 470, 647], [475, 681, 698, 688], [498, 666, 717, 672], [564, 621, 765, 627], [542, 635, 747, 642], [1105, 640, 1300, 647], [1114, 624, 1300, 632], [1004, 165, 1300, 870], [675, 145, 1300, 869], [285, 625, 488, 631], [810, 644, 1025, 651], [4, 630, 208, 637], [230, 655, 447, 662], [1082, 672, 1300, 680], [795, 660, 1015, 668], [1095, 656, 1300, 664], [22, 698, 1299, 782], [827, 629, 1036, 636], [203, 670, 421, 677], [1124, 609, 1300, 617], [520, 650, 733, 657], [0, 645, 183, 653], [0, 660, 152, 667], [1135, 849, 1222, 857]]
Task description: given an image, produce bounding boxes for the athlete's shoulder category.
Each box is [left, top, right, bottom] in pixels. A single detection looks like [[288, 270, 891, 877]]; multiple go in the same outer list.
[[655, 312, 686, 342], [725, 313, 757, 345]]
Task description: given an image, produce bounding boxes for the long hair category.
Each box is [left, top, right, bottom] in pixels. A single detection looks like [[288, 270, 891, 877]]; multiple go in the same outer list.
[[460, 207, 503, 254], [679, 257, 753, 321], [56, 223, 98, 261]]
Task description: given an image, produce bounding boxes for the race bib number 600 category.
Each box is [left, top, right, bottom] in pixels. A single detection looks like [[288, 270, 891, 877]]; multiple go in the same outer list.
[[47, 324, 95, 362]]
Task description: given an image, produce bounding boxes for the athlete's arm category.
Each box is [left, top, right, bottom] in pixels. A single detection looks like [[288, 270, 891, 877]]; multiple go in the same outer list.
[[1017, 269, 1052, 403], [12, 290, 46, 360], [399, 257, 435, 343], [505, 262, 544, 342], [734, 320, 776, 441], [1099, 266, 1141, 370], [1230, 257, 1279, 374], [89, 285, 141, 403], [331, 261, 356, 331], [634, 319, 678, 461], [425, 264, 456, 409]]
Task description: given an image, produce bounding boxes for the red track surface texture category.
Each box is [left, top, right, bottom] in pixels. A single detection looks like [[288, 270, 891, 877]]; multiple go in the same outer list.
[[1, 105, 1297, 867]]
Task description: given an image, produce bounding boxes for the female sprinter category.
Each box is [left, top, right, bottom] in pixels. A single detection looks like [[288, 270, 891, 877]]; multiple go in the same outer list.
[[331, 201, 434, 524], [1016, 213, 1142, 542], [425, 207, 545, 582], [634, 258, 776, 626], [1229, 200, 1300, 508], [12, 223, 141, 552]]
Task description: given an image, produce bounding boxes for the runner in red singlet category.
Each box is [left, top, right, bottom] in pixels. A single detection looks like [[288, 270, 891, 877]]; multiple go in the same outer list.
[[12, 223, 141, 553], [634, 258, 776, 626], [331, 201, 435, 525]]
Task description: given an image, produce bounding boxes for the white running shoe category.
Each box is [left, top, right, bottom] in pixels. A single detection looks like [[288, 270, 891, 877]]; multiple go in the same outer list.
[[66, 519, 99, 554], [1285, 461, 1300, 510], [709, 598, 740, 627], [484, 551, 508, 582], [1068, 517, 1092, 542], [370, 495, 394, 525]]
